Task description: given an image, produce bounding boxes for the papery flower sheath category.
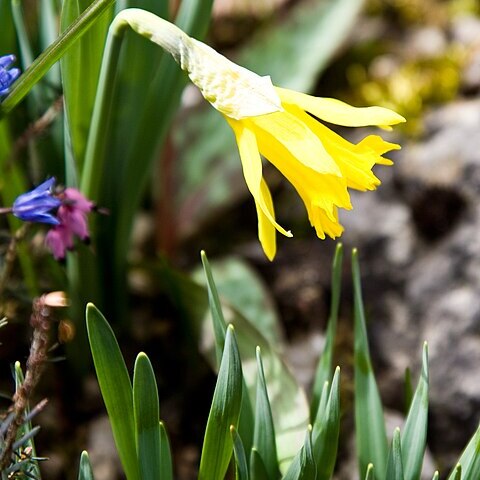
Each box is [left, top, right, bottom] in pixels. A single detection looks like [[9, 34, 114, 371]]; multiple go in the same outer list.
[[12, 177, 61, 224], [113, 9, 406, 259], [0, 54, 20, 97]]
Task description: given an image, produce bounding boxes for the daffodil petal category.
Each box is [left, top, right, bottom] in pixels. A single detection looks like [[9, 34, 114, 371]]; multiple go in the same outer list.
[[256, 178, 277, 260], [250, 110, 342, 176], [283, 104, 396, 191], [276, 87, 406, 127], [227, 117, 292, 238]]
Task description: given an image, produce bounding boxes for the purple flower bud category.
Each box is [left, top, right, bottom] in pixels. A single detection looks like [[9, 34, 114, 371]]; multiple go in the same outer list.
[[12, 178, 61, 224], [0, 54, 20, 97]]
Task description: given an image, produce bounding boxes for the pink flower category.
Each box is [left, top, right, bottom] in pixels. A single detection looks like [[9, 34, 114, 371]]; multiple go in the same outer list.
[[45, 188, 95, 260]]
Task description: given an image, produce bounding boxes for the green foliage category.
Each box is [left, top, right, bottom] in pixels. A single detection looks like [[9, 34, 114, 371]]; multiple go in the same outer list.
[[82, 247, 480, 479], [78, 451, 95, 480], [352, 248, 388, 479]]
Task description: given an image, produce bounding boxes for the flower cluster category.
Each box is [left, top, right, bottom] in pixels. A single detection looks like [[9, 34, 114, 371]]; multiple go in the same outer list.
[[10, 178, 95, 260], [0, 54, 20, 97]]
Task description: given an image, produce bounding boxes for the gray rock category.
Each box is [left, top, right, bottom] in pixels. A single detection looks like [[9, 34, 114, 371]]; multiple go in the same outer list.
[[339, 98, 480, 469], [86, 416, 123, 480]]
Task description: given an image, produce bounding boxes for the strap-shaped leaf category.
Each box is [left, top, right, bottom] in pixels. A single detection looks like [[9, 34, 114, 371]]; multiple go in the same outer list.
[[365, 464, 375, 480], [201, 250, 227, 365], [386, 428, 405, 480], [250, 448, 269, 480], [159, 422, 173, 480], [78, 451, 95, 480], [283, 426, 317, 480], [312, 367, 341, 480], [199, 325, 243, 480], [447, 426, 480, 480], [201, 251, 255, 459], [231, 426, 249, 480], [311, 243, 343, 419], [352, 249, 388, 479], [133, 353, 161, 480], [86, 303, 140, 480], [253, 347, 279, 480], [401, 343, 429, 480], [0, 0, 117, 115]]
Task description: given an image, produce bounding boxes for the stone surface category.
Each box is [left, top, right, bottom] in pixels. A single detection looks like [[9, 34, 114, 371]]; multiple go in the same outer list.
[[86, 416, 123, 480], [337, 98, 480, 469]]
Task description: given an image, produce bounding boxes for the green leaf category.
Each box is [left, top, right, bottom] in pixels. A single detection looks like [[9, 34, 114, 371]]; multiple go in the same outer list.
[[60, 0, 113, 172], [159, 422, 174, 480], [250, 448, 269, 480], [200, 251, 255, 459], [447, 426, 480, 480], [386, 428, 405, 480], [201, 250, 227, 365], [78, 451, 95, 480], [152, 258, 309, 473], [199, 325, 243, 480], [86, 303, 140, 480], [253, 348, 279, 480], [283, 427, 317, 480], [0, 0, 116, 115], [352, 249, 388, 480], [404, 368, 413, 415], [231, 426, 249, 480], [311, 243, 343, 420], [431, 472, 439, 480], [133, 353, 161, 480], [365, 464, 375, 480], [451, 464, 462, 480], [197, 254, 282, 351], [401, 343, 429, 480], [312, 367, 341, 480]]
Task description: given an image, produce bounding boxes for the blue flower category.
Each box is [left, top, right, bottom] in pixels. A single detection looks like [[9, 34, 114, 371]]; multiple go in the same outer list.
[[0, 54, 20, 97], [12, 178, 62, 224]]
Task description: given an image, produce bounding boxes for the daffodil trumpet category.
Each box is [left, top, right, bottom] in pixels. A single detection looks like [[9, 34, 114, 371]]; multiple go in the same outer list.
[[86, 8, 405, 259]]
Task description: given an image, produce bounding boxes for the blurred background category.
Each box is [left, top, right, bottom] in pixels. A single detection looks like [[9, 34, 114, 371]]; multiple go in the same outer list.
[[1, 0, 480, 478]]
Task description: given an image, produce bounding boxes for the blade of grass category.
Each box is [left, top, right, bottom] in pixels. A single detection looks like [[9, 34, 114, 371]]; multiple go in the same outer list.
[[159, 422, 173, 480], [311, 243, 343, 419], [352, 248, 388, 480], [0, 0, 116, 115], [401, 343, 429, 480], [86, 303, 140, 480], [133, 353, 161, 480], [201, 251, 254, 459], [404, 367, 413, 415], [253, 347, 279, 480], [60, 0, 113, 172], [78, 451, 95, 480], [231, 426, 249, 480], [365, 464, 375, 480], [250, 448, 269, 480], [312, 367, 341, 480], [283, 426, 317, 480], [201, 250, 227, 365], [447, 426, 480, 480], [198, 325, 243, 480], [386, 428, 405, 480]]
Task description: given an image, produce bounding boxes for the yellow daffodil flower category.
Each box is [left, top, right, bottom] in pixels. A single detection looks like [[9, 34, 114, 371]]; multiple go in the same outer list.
[[114, 9, 406, 259]]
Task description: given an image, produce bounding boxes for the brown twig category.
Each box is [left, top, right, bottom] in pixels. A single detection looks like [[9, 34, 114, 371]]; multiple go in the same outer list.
[[0, 294, 54, 471], [4, 96, 63, 171], [0, 223, 30, 309]]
